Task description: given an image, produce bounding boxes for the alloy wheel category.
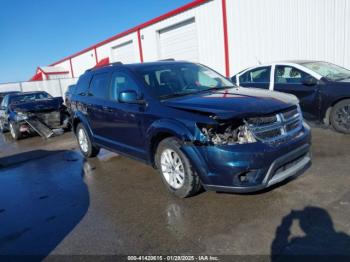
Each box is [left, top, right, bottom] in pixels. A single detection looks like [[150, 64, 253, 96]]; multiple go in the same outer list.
[[9, 123, 16, 139], [160, 149, 185, 189], [78, 128, 89, 153], [334, 104, 350, 131]]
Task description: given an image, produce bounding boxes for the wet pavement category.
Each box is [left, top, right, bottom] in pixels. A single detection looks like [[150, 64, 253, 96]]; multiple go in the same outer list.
[[0, 127, 350, 259]]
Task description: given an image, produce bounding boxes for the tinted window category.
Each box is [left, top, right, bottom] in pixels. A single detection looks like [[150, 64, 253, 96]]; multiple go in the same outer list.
[[89, 73, 110, 99], [75, 74, 91, 95], [239, 66, 271, 84], [110, 72, 139, 100], [275, 66, 309, 84]]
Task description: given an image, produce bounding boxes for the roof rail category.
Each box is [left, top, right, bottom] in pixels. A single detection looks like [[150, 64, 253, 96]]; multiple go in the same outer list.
[[110, 61, 123, 66], [86, 61, 124, 72], [158, 58, 175, 61]]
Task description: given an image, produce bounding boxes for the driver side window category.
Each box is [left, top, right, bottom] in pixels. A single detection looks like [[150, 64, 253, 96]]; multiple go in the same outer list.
[[110, 72, 139, 101], [274, 66, 310, 84]]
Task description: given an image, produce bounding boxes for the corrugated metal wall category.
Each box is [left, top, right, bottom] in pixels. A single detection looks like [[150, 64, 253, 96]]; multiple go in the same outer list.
[[5, 0, 348, 87], [226, 0, 350, 75]]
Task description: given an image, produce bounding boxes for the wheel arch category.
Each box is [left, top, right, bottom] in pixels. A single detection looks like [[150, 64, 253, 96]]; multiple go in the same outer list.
[[323, 97, 350, 125], [147, 120, 194, 167]]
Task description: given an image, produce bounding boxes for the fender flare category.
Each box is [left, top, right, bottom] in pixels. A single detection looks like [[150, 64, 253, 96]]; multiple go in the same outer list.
[[72, 112, 94, 139], [146, 119, 194, 161]]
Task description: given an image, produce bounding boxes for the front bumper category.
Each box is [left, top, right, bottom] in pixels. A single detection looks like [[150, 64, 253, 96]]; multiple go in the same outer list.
[[181, 123, 312, 193]]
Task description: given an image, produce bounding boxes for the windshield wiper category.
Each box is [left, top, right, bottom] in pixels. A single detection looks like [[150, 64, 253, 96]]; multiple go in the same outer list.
[[159, 92, 196, 100]]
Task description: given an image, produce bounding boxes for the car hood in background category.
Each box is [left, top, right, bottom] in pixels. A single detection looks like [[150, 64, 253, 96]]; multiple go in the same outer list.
[[163, 87, 298, 120], [10, 97, 64, 113]]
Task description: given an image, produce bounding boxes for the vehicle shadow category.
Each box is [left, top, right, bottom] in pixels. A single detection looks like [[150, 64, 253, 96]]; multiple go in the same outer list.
[[271, 206, 350, 262], [0, 149, 89, 260]]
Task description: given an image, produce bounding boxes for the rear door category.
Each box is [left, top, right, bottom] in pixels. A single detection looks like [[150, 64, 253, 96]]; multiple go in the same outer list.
[[273, 65, 320, 119], [86, 72, 112, 137], [238, 66, 271, 89]]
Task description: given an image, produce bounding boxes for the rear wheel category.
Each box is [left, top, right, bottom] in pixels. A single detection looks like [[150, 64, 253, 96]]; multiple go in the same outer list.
[[330, 99, 350, 134], [9, 121, 21, 140], [155, 137, 202, 198], [76, 123, 100, 157]]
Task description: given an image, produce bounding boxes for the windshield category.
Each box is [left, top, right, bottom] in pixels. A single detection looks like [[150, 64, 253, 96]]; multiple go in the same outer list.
[[302, 61, 350, 81], [133, 63, 235, 99], [10, 92, 51, 104]]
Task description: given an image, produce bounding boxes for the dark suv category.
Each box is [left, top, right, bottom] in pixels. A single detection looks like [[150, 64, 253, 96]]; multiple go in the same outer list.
[[71, 61, 311, 198]]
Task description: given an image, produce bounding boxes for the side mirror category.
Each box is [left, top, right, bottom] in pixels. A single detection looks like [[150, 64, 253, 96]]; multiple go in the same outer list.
[[302, 76, 318, 86], [119, 90, 145, 104]]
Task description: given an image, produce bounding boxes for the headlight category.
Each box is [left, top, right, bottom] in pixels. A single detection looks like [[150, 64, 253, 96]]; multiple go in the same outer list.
[[15, 112, 28, 121], [198, 123, 256, 145]]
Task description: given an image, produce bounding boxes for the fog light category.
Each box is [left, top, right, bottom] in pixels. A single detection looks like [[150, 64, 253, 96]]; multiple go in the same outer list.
[[238, 171, 258, 184]]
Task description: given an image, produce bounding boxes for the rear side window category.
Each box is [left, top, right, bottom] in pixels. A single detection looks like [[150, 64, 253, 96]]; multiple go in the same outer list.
[[75, 74, 91, 95], [89, 73, 110, 99]]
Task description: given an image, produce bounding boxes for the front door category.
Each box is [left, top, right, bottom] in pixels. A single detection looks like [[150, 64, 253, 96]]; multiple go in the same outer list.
[[273, 65, 320, 120]]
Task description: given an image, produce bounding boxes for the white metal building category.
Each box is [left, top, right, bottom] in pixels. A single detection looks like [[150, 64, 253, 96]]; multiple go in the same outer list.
[[32, 0, 350, 80]]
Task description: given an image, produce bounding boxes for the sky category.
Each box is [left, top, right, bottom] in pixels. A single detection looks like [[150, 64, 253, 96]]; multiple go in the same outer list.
[[0, 0, 192, 83]]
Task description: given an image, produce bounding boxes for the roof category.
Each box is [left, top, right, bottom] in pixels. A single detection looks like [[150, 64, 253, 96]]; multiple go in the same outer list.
[[274, 60, 322, 65]]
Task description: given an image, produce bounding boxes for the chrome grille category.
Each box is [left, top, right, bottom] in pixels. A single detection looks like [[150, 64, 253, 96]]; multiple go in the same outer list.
[[246, 106, 303, 145]]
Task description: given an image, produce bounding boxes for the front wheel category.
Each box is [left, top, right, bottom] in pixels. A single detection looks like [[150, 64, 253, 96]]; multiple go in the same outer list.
[[76, 123, 100, 157], [155, 137, 202, 198], [9, 121, 21, 140], [330, 99, 350, 134]]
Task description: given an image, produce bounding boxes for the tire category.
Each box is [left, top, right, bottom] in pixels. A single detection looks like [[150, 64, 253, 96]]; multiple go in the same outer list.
[[9, 121, 21, 140], [155, 137, 202, 198], [330, 99, 350, 134], [76, 123, 100, 158]]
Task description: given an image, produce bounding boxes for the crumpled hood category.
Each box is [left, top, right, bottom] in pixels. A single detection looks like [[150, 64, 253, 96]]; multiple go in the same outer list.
[[163, 87, 298, 119], [10, 97, 64, 113]]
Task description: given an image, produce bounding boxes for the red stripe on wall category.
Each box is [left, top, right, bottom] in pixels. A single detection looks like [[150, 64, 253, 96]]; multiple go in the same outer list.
[[137, 29, 144, 62], [94, 48, 98, 65], [221, 0, 230, 77], [50, 0, 209, 66], [69, 58, 74, 78]]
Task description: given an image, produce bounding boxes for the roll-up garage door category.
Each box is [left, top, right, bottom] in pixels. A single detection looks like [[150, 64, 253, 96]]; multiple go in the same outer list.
[[111, 40, 136, 64], [158, 18, 199, 62]]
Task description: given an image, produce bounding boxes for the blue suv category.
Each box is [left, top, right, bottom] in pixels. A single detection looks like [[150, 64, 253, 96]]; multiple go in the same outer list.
[[70, 61, 312, 198]]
